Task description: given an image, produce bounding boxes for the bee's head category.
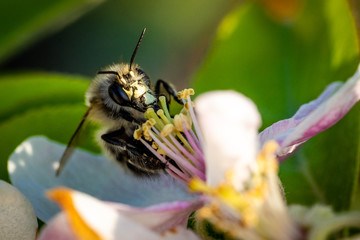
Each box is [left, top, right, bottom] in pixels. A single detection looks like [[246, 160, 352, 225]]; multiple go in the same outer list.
[[86, 28, 158, 124], [98, 64, 157, 112], [102, 28, 157, 112]]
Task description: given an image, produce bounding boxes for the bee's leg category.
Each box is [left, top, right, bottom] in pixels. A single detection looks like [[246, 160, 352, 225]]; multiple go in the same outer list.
[[101, 128, 127, 147], [155, 79, 184, 104], [101, 129, 150, 156], [101, 128, 165, 174]]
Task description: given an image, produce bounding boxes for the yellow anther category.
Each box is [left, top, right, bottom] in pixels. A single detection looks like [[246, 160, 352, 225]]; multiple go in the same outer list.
[[161, 124, 175, 137], [145, 118, 156, 127], [145, 108, 164, 130], [159, 95, 166, 102], [133, 128, 142, 140], [157, 148, 167, 156], [157, 109, 164, 116], [142, 121, 154, 141], [184, 101, 195, 110], [129, 71, 135, 77], [177, 88, 195, 100], [143, 132, 152, 141], [151, 142, 158, 150], [174, 113, 192, 132], [157, 109, 172, 125]]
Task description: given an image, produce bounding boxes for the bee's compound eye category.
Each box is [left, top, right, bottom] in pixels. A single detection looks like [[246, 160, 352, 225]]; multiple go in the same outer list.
[[136, 68, 145, 75], [108, 83, 130, 104]]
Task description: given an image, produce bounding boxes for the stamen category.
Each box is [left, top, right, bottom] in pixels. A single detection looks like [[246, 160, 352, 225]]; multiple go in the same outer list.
[[139, 138, 189, 181], [168, 134, 203, 171], [133, 127, 142, 140], [167, 168, 189, 183], [160, 124, 175, 137], [152, 127, 182, 156], [186, 95, 204, 148], [174, 113, 192, 132], [135, 88, 206, 184], [190, 129, 202, 150], [157, 109, 172, 125], [149, 131, 206, 180], [145, 108, 164, 130], [151, 142, 158, 150], [183, 124, 205, 164], [159, 96, 172, 121], [142, 119, 156, 141], [150, 131, 195, 179], [177, 88, 195, 100], [175, 132, 194, 154], [189, 177, 261, 227]]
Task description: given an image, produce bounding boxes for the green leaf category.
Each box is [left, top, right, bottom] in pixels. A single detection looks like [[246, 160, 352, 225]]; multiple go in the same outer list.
[[192, 0, 359, 210], [1, 104, 100, 182], [0, 0, 104, 64], [0, 72, 90, 122]]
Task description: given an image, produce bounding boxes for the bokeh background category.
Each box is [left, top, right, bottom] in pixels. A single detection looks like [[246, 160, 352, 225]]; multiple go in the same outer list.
[[1, 0, 360, 216], [1, 0, 231, 89]]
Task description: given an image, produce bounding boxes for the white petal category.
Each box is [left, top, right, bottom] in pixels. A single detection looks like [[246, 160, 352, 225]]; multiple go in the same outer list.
[[195, 91, 261, 190], [40, 189, 200, 240], [0, 180, 38, 240], [8, 136, 195, 222]]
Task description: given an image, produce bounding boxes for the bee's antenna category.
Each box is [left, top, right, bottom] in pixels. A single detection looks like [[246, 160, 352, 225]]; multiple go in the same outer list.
[[97, 71, 121, 79], [129, 28, 146, 71]]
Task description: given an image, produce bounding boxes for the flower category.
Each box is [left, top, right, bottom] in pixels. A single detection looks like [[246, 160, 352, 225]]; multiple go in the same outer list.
[[0, 180, 38, 240], [187, 90, 302, 240], [7, 64, 360, 239]]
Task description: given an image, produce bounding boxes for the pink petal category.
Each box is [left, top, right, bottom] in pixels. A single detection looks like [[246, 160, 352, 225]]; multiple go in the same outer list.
[[195, 91, 261, 190], [259, 66, 360, 160], [259, 82, 341, 145], [38, 213, 77, 240], [112, 200, 203, 233]]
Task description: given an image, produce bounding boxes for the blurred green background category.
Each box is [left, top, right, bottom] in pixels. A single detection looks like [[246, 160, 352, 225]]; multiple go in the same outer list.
[[0, 0, 230, 88], [1, 0, 360, 216]]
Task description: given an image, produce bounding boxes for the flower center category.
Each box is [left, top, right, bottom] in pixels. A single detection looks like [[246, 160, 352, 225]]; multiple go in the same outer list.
[[133, 89, 206, 183], [189, 141, 280, 227]]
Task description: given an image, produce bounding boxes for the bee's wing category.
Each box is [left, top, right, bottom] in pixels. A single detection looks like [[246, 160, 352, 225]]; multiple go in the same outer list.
[[55, 107, 92, 176]]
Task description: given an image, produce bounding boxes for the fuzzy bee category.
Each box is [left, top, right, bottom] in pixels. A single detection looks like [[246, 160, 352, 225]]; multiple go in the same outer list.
[[56, 29, 182, 176]]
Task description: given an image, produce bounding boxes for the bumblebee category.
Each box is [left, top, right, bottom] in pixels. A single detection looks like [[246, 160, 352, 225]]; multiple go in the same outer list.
[[56, 29, 182, 176]]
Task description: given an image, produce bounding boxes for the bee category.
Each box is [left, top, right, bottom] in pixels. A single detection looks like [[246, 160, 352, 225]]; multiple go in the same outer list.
[[56, 28, 182, 176]]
